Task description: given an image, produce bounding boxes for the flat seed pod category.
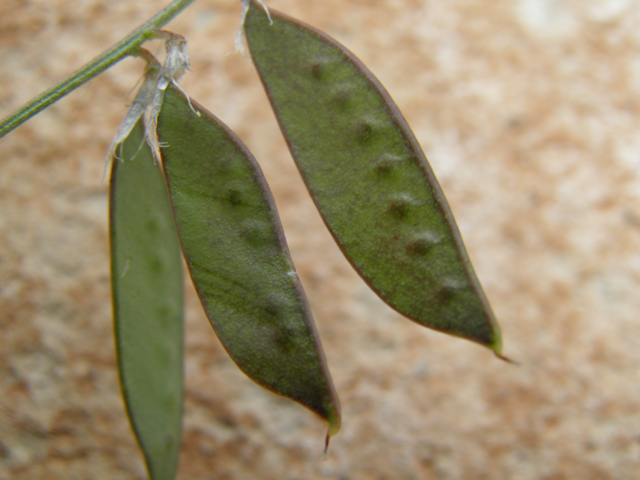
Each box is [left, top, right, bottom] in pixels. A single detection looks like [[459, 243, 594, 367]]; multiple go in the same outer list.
[[156, 86, 341, 438], [244, 2, 504, 356], [109, 119, 184, 480]]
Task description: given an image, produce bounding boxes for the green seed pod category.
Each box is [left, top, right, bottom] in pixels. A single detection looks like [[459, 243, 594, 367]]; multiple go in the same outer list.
[[156, 86, 341, 438], [110, 119, 184, 480], [244, 2, 504, 356]]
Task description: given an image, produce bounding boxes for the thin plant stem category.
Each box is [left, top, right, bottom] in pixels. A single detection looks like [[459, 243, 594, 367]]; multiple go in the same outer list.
[[0, 0, 197, 139]]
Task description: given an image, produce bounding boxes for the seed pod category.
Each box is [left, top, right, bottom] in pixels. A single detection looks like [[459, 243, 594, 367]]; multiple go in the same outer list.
[[244, 2, 504, 356], [110, 119, 184, 480], [156, 86, 341, 438]]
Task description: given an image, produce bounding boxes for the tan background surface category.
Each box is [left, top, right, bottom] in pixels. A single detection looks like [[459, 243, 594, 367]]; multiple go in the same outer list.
[[2, 0, 640, 478]]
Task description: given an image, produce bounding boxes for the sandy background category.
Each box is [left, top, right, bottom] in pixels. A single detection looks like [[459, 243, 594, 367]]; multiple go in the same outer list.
[[2, 0, 640, 478]]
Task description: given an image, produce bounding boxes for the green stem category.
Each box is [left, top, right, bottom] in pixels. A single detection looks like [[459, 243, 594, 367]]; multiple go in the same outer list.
[[0, 0, 197, 139]]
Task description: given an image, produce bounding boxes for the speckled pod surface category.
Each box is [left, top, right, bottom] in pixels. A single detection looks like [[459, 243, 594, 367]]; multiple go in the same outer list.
[[157, 86, 340, 436], [244, 2, 502, 354]]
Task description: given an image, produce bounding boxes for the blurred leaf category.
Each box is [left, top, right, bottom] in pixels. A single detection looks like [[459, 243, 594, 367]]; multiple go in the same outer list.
[[110, 119, 184, 480]]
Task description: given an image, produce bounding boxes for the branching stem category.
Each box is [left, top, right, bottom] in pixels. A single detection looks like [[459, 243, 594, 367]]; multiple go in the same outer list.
[[0, 0, 197, 139]]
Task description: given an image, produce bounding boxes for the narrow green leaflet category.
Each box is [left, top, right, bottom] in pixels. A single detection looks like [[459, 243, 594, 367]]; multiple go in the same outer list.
[[110, 119, 184, 480], [157, 86, 341, 438], [244, 2, 504, 356]]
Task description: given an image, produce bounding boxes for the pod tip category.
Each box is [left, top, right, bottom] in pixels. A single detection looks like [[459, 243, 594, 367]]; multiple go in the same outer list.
[[486, 334, 519, 365], [323, 406, 341, 457], [323, 432, 330, 458], [494, 351, 520, 365]]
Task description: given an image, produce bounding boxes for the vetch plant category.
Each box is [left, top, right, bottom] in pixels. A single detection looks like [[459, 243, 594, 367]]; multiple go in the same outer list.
[[0, 1, 512, 478]]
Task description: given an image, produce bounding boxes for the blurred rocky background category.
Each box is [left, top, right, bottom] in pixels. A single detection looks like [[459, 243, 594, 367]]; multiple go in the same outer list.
[[2, 0, 640, 478]]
